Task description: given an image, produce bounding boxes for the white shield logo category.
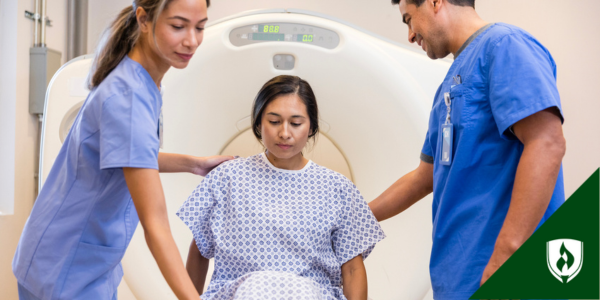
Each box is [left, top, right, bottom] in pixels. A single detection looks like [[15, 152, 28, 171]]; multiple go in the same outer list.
[[547, 239, 583, 283]]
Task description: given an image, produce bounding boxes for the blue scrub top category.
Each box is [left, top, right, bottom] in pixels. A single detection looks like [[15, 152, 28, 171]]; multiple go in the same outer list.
[[13, 56, 162, 300], [421, 23, 565, 300]]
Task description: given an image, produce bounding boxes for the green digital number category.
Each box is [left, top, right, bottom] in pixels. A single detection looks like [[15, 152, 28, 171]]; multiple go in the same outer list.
[[274, 26, 279, 33], [301, 35, 313, 42], [263, 25, 269, 32]]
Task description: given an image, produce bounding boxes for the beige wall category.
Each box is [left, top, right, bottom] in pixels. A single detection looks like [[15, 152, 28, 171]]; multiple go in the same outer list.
[[1, 0, 598, 299], [0, 0, 67, 299]]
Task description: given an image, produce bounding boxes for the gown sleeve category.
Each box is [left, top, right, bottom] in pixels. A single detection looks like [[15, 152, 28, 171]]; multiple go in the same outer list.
[[331, 177, 386, 266], [176, 165, 228, 259]]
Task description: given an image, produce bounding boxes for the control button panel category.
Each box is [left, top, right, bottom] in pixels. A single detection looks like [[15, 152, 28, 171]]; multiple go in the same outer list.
[[229, 23, 340, 49], [273, 54, 295, 70]]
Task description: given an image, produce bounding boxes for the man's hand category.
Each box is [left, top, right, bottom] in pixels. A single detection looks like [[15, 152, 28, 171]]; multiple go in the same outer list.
[[480, 107, 565, 286], [480, 244, 513, 285]]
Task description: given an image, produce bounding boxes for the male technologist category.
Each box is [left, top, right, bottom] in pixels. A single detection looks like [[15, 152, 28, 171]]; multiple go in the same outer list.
[[369, 0, 566, 299]]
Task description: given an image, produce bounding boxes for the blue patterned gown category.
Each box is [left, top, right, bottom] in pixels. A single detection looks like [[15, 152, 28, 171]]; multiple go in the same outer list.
[[177, 153, 385, 300]]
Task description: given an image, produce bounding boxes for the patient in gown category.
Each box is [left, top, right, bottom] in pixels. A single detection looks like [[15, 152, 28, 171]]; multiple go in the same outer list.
[[177, 75, 385, 300]]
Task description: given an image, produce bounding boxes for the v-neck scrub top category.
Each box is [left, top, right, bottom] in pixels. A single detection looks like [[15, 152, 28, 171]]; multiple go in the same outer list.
[[13, 56, 162, 300], [177, 153, 386, 300], [420, 23, 565, 300]]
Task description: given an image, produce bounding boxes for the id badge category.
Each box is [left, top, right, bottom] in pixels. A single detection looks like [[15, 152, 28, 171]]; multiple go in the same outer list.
[[440, 123, 453, 165]]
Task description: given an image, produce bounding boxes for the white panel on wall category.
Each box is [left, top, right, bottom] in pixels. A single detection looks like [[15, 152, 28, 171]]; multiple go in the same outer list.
[[0, 0, 17, 215]]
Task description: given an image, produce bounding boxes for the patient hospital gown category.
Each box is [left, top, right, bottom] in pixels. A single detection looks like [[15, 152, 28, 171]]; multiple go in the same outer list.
[[177, 153, 385, 300]]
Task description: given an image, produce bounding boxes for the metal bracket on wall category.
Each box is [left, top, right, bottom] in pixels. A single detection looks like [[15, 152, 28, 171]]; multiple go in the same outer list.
[[24, 10, 52, 27]]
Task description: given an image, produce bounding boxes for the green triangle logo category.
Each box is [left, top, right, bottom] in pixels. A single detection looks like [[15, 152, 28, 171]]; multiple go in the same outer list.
[[471, 169, 599, 299]]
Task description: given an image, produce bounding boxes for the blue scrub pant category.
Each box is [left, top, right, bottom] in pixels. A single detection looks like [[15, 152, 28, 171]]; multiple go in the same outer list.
[[18, 283, 118, 300]]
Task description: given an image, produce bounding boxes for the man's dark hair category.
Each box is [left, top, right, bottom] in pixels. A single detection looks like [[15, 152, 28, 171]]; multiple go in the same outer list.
[[391, 0, 474, 8]]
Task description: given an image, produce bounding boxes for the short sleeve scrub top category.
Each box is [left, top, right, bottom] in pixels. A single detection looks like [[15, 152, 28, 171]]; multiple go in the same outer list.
[[177, 153, 386, 300], [420, 23, 566, 300], [13, 56, 162, 300]]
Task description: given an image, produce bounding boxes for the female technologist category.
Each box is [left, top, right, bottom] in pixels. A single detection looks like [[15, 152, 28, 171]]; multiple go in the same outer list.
[[12, 0, 223, 299]]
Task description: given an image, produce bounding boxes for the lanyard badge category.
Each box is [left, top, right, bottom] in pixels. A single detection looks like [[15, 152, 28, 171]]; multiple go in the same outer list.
[[440, 92, 453, 165]]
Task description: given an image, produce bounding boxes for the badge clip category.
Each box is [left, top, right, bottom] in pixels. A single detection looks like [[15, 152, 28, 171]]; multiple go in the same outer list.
[[453, 75, 462, 85], [441, 92, 453, 166]]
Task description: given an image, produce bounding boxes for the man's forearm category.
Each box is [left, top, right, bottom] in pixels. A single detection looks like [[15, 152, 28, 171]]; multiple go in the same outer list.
[[495, 138, 565, 254], [481, 132, 565, 285], [369, 161, 434, 221]]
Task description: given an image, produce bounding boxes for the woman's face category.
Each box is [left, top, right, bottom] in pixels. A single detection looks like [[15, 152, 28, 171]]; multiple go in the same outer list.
[[145, 0, 208, 69], [261, 94, 311, 161]]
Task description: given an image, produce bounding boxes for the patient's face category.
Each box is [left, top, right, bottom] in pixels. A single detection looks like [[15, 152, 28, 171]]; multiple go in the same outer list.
[[261, 94, 311, 162]]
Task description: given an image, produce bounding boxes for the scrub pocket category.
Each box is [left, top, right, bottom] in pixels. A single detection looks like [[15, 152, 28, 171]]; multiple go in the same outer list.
[[448, 84, 470, 127], [60, 242, 125, 299]]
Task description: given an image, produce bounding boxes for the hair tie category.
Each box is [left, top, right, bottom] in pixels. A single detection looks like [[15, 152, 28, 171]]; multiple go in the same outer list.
[[132, 1, 137, 12]]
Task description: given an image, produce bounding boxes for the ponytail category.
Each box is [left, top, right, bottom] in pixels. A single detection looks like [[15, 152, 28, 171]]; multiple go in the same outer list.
[[89, 0, 210, 89], [89, 5, 139, 88]]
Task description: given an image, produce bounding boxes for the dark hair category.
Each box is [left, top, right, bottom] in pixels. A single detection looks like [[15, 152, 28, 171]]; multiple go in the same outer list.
[[391, 0, 474, 8], [251, 75, 319, 142], [89, 0, 210, 88]]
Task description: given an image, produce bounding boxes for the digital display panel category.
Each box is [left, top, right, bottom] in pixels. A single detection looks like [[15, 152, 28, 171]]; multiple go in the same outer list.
[[230, 23, 340, 49], [259, 25, 280, 33], [251, 33, 285, 41], [297, 34, 313, 42]]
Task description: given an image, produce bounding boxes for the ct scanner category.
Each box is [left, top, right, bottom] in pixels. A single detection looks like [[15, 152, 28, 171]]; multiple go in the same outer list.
[[39, 9, 450, 300]]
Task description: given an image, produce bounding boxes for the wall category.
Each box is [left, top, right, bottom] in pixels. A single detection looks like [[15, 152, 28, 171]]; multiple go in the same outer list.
[[87, 0, 130, 52], [0, 0, 67, 299]]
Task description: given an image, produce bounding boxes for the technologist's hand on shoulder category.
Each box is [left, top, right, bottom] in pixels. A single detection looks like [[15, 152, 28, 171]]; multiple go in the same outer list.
[[191, 155, 236, 176]]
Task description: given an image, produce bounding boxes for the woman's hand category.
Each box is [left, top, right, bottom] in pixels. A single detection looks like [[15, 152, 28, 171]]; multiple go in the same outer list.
[[158, 153, 235, 175], [190, 155, 236, 176]]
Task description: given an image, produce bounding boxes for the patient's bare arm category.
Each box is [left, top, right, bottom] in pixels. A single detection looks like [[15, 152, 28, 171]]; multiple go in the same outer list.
[[341, 255, 367, 300], [186, 239, 210, 295]]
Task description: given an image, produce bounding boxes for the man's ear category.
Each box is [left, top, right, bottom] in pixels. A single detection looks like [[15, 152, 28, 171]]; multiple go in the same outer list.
[[136, 7, 150, 33], [432, 0, 443, 13]]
